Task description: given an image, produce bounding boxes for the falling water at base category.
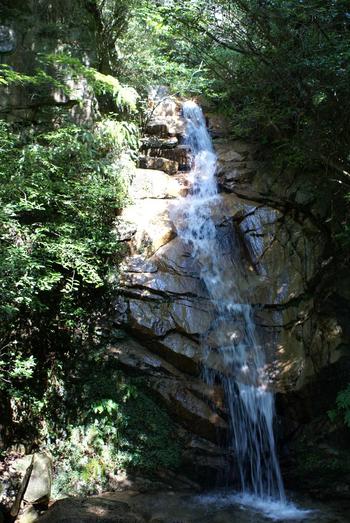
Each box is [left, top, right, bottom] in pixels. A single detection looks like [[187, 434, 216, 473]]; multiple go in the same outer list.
[[171, 101, 311, 520]]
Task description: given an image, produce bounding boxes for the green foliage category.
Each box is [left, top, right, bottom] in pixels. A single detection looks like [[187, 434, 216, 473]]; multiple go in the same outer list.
[[328, 384, 350, 428], [292, 438, 350, 491], [94, 0, 138, 62], [43, 53, 139, 112], [115, 2, 214, 98], [0, 119, 132, 316], [39, 343, 181, 497], [0, 52, 139, 114], [1, 0, 186, 496], [156, 1, 350, 171], [0, 105, 137, 403], [0, 64, 58, 88]]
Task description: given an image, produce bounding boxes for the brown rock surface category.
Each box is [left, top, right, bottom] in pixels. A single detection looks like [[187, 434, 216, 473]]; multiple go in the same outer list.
[[111, 100, 348, 485]]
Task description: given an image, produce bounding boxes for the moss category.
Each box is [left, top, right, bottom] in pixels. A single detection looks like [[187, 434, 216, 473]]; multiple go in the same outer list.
[[291, 440, 350, 490]]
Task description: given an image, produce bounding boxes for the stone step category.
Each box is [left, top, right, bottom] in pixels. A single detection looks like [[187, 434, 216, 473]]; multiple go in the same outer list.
[[139, 155, 178, 175], [149, 145, 192, 171], [146, 116, 186, 137], [145, 120, 171, 137], [140, 136, 178, 150]]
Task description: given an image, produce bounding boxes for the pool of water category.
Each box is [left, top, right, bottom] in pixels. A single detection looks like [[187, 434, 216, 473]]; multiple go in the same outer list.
[[197, 492, 315, 521], [101, 489, 350, 523]]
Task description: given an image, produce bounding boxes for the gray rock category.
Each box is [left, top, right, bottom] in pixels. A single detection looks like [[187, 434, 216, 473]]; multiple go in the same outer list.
[[15, 453, 52, 505], [17, 505, 40, 523], [114, 219, 137, 241], [0, 26, 16, 53]]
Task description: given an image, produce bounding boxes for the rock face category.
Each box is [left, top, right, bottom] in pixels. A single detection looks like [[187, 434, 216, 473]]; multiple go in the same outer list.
[[112, 96, 350, 487], [140, 96, 191, 172], [0, 25, 16, 53], [0, 0, 100, 124], [111, 97, 229, 481]]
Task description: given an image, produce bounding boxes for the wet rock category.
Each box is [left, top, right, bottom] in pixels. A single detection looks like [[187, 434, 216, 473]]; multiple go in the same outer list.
[[121, 271, 206, 298], [38, 490, 350, 523], [169, 300, 214, 336], [150, 146, 192, 171], [145, 121, 171, 137]]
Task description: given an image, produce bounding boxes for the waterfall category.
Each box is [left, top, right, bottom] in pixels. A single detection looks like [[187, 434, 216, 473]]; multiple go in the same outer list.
[[172, 101, 286, 503]]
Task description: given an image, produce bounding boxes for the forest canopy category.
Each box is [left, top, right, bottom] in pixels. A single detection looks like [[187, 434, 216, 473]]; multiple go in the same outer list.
[[133, 0, 350, 174]]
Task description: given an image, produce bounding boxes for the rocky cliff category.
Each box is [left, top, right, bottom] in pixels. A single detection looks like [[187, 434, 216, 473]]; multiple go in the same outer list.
[[110, 93, 350, 493], [0, 0, 103, 125]]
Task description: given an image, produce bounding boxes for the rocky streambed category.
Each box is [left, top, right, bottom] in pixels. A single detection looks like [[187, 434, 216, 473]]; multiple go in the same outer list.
[[37, 490, 350, 523]]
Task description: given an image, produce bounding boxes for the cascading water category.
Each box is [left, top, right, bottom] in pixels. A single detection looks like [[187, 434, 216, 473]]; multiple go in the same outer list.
[[172, 101, 310, 520]]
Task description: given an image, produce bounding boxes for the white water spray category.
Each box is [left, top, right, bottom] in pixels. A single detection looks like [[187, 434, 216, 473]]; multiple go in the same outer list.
[[172, 101, 311, 519]]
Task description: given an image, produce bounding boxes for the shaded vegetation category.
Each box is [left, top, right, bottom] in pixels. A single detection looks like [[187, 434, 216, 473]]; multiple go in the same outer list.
[[329, 384, 350, 428], [42, 336, 181, 496]]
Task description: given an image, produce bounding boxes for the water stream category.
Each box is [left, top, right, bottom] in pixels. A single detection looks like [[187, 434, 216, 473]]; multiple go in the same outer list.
[[171, 101, 310, 520]]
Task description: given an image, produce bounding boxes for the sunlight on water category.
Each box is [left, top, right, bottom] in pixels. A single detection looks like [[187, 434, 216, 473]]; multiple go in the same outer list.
[[197, 492, 315, 521], [171, 101, 314, 519], [232, 493, 315, 521], [173, 101, 285, 499]]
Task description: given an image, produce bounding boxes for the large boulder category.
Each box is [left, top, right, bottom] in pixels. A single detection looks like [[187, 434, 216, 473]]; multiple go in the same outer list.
[[15, 453, 52, 505]]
